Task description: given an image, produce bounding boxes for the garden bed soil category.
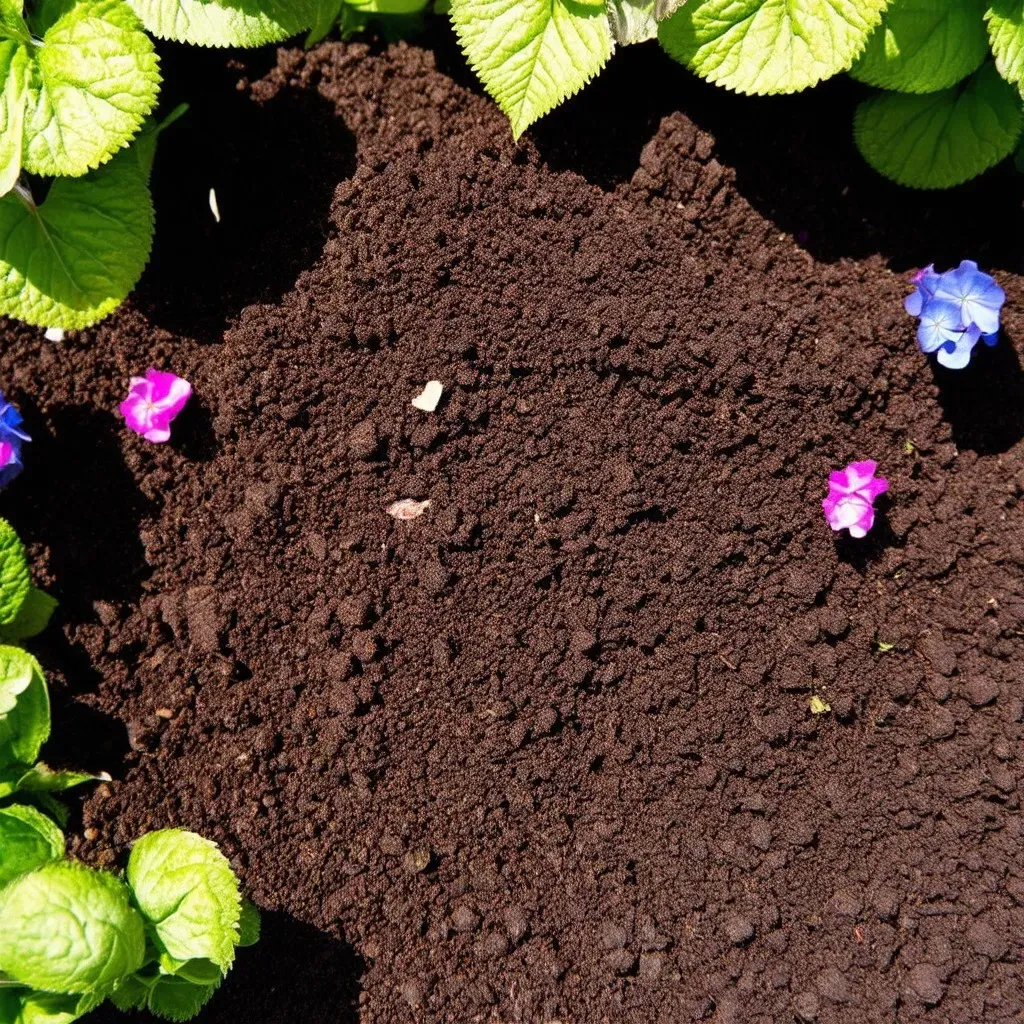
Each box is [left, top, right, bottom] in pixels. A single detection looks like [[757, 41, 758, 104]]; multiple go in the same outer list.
[[3, 28, 1024, 1024]]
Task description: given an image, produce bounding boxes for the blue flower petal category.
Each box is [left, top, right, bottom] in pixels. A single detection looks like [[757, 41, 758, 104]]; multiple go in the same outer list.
[[916, 299, 964, 353], [936, 330, 979, 370], [982, 331, 999, 347]]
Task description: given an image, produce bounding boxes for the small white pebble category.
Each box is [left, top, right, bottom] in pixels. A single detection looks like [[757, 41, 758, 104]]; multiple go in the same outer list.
[[43, 327, 64, 342], [388, 498, 431, 521], [411, 380, 443, 412], [209, 187, 221, 223]]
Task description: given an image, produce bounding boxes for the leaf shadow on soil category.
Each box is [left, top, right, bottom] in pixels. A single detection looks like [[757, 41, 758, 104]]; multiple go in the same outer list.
[[133, 44, 358, 340], [90, 913, 363, 1024], [3, 401, 154, 611], [35, 626, 129, 778], [521, 42, 1024, 274]]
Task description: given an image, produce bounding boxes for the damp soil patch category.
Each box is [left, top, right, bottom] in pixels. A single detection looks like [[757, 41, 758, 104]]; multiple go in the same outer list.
[[2, 31, 1023, 1024]]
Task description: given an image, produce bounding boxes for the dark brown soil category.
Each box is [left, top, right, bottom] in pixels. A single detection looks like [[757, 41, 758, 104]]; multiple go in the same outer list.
[[2, 28, 1024, 1024]]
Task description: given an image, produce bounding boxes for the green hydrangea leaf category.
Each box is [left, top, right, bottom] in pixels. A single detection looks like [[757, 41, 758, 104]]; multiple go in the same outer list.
[[10, 761, 108, 794], [659, 0, 889, 95], [854, 61, 1024, 188], [0, 588, 58, 642], [0, 647, 49, 768], [127, 829, 242, 972], [987, 0, 1024, 91], [109, 972, 217, 1020], [0, 519, 31, 626], [108, 975, 148, 1013], [0, 990, 18, 1024], [237, 898, 261, 947], [305, 0, 344, 45], [0, 136, 154, 329], [451, 0, 613, 138], [157, 955, 222, 985], [143, 976, 218, 1022], [0, 862, 145, 995], [3, 991, 100, 1024], [0, 42, 28, 197], [851, 0, 988, 93], [0, 803, 64, 886], [608, 0, 658, 44], [0, 0, 32, 42], [127, 0, 317, 46], [14, 0, 161, 178]]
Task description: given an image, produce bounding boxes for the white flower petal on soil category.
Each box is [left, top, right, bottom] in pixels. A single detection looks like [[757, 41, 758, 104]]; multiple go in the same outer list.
[[209, 188, 221, 223], [387, 499, 431, 521], [411, 380, 443, 412], [43, 327, 64, 342]]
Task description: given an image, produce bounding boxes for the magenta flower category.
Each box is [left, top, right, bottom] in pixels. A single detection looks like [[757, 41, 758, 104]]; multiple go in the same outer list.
[[822, 460, 888, 539], [119, 369, 192, 443]]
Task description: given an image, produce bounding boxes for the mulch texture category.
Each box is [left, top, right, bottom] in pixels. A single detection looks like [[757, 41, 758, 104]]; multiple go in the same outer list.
[[2, 29, 1024, 1024]]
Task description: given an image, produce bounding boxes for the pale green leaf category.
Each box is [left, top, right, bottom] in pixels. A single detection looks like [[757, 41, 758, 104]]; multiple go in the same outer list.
[[855, 61, 1024, 188], [127, 829, 242, 972], [0, 0, 31, 42], [18, 0, 160, 177], [607, 0, 658, 44], [0, 587, 58, 642], [4, 990, 100, 1024], [659, 0, 889, 95], [0, 43, 28, 196], [127, 0, 317, 46], [0, 803, 64, 886], [0, 647, 49, 768], [0, 139, 154, 329], [10, 761, 108, 794], [987, 0, 1024, 91], [851, 0, 988, 93], [0, 519, 30, 626], [0, 862, 146, 995], [451, 0, 613, 138]]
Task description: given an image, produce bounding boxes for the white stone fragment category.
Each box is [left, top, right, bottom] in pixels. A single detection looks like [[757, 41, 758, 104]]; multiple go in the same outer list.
[[209, 187, 221, 223], [387, 499, 431, 521], [411, 380, 443, 412], [44, 327, 64, 342]]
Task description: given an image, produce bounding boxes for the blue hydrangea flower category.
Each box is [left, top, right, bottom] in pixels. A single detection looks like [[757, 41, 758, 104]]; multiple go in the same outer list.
[[905, 261, 1006, 369], [931, 260, 1005, 336], [0, 392, 30, 489]]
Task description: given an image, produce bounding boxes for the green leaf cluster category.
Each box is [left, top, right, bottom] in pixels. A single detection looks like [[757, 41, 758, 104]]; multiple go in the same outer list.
[[0, 517, 258, 1022], [0, 520, 101, 811], [0, 830, 259, 1024], [447, 0, 1024, 190], [0, 0, 396, 332], [851, 0, 1024, 187]]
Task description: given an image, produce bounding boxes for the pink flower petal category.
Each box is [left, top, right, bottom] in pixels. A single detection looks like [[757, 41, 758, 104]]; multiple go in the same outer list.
[[120, 369, 192, 443]]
